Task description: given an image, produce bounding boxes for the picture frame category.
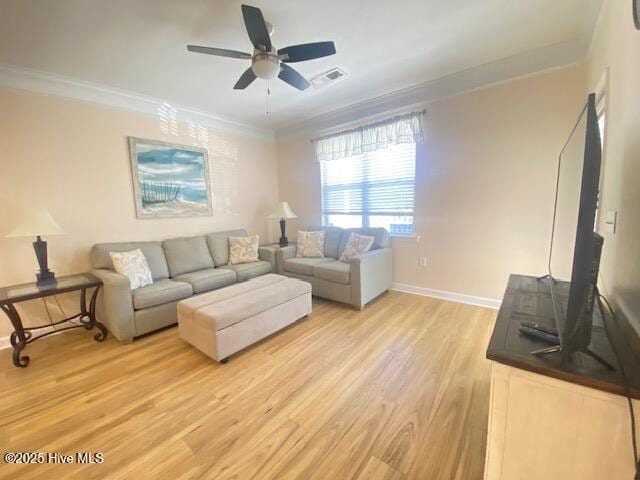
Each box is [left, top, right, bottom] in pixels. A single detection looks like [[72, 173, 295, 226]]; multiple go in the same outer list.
[[128, 137, 212, 219], [635, 0, 640, 30]]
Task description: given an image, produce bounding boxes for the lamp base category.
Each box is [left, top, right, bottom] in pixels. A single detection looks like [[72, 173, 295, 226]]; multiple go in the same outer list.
[[279, 218, 288, 247], [36, 270, 56, 286], [32, 236, 56, 286]]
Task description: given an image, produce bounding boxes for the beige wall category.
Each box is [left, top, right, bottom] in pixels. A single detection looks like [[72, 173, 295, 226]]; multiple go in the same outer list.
[[587, 0, 640, 333], [276, 65, 587, 301], [0, 89, 278, 336], [5, 0, 636, 341]]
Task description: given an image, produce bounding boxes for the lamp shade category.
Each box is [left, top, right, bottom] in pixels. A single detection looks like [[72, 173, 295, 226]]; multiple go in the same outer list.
[[267, 202, 297, 220], [5, 209, 66, 238]]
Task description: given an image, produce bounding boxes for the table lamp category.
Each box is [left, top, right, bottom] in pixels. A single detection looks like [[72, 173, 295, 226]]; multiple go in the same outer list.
[[5, 209, 66, 285], [267, 202, 297, 247]]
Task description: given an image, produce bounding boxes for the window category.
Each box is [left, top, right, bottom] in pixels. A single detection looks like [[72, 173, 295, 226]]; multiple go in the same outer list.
[[596, 94, 606, 148], [321, 143, 417, 235]]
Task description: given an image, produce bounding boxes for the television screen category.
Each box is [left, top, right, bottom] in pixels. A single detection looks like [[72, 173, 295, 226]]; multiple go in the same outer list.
[[548, 93, 603, 354], [550, 105, 589, 281]]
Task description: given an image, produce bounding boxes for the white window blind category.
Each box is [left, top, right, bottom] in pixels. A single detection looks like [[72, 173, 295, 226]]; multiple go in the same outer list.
[[321, 142, 416, 235]]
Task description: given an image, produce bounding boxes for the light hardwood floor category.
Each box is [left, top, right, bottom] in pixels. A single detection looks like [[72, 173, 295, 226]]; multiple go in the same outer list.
[[0, 290, 496, 480]]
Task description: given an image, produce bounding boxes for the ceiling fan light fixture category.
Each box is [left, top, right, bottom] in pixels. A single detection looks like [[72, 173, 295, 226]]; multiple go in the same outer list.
[[252, 54, 280, 80]]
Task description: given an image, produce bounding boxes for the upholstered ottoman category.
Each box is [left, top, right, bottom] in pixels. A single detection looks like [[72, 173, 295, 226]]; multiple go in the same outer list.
[[177, 274, 312, 363]]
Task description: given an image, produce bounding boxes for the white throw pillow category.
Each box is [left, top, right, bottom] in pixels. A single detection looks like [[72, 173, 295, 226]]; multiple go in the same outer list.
[[339, 233, 375, 262], [296, 230, 326, 258], [109, 249, 153, 290], [228, 234, 260, 265]]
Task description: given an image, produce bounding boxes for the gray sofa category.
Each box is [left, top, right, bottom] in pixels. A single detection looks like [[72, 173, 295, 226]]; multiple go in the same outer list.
[[90, 229, 275, 343], [276, 226, 392, 310]]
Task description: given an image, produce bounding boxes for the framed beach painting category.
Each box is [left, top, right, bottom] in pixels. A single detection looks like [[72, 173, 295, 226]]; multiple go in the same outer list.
[[128, 137, 212, 219]]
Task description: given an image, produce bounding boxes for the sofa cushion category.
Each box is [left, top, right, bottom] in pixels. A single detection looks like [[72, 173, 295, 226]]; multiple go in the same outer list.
[[296, 230, 325, 258], [90, 241, 170, 280], [338, 228, 390, 256], [162, 236, 215, 277], [132, 279, 193, 310], [205, 229, 248, 266], [109, 249, 154, 290], [284, 257, 333, 276], [228, 234, 260, 264], [219, 260, 272, 282], [309, 225, 343, 259], [313, 261, 351, 285], [339, 233, 375, 262], [174, 268, 236, 294]]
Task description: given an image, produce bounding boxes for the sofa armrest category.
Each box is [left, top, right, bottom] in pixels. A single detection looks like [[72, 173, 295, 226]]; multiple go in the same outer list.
[[349, 247, 393, 309], [258, 246, 277, 272], [91, 268, 135, 343], [275, 245, 297, 274]]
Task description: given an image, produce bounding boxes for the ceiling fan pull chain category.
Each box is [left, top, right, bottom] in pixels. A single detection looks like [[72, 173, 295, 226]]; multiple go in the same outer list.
[[266, 81, 271, 115]]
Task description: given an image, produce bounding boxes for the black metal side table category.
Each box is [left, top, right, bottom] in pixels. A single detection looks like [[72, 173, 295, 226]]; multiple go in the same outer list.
[[0, 273, 108, 368]]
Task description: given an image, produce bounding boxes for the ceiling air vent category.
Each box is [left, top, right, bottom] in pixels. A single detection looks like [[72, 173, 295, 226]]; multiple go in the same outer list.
[[310, 67, 348, 89]]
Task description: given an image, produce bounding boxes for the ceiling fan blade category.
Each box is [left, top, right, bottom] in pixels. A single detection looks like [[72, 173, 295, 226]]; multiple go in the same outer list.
[[278, 41, 336, 62], [241, 4, 272, 52], [278, 64, 310, 91], [187, 45, 252, 59], [234, 67, 257, 89]]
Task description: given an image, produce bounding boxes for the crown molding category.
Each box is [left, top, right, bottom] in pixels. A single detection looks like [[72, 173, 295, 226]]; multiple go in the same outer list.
[[276, 39, 588, 139], [0, 63, 274, 140]]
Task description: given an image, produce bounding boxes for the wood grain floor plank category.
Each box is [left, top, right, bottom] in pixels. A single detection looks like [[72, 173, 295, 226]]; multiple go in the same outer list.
[[356, 456, 405, 480], [0, 292, 495, 479]]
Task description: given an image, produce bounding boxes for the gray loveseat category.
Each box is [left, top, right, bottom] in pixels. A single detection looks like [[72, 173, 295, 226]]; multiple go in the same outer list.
[[276, 226, 392, 310], [90, 229, 275, 343]]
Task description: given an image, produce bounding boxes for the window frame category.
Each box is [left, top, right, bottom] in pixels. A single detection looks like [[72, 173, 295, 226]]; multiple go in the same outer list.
[[320, 142, 418, 236]]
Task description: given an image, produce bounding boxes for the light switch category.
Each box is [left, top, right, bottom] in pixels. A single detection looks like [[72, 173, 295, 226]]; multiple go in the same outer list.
[[603, 210, 617, 234]]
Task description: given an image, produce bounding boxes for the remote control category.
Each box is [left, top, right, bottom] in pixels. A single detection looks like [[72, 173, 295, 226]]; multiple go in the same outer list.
[[519, 321, 558, 336], [518, 325, 560, 345]]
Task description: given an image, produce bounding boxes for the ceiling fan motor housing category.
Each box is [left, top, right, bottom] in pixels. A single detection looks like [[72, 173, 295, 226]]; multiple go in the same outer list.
[[252, 51, 280, 79]]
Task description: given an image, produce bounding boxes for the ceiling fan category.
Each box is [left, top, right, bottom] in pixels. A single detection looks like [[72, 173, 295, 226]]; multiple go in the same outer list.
[[187, 4, 336, 91]]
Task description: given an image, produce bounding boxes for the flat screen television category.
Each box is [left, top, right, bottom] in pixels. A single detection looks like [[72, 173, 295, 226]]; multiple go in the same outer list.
[[546, 93, 604, 361]]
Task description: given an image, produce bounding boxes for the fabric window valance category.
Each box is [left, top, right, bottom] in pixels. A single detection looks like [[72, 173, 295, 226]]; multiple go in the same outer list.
[[313, 110, 425, 162]]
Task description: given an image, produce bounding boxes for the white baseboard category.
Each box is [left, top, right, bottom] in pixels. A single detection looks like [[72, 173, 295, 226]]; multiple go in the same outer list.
[[391, 282, 501, 310], [0, 325, 62, 350]]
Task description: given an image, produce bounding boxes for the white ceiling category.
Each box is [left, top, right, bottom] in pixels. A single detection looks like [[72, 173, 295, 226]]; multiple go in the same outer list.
[[0, 0, 602, 133]]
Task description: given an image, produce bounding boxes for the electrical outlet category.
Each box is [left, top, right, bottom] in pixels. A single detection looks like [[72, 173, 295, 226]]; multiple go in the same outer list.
[[418, 256, 428, 267]]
